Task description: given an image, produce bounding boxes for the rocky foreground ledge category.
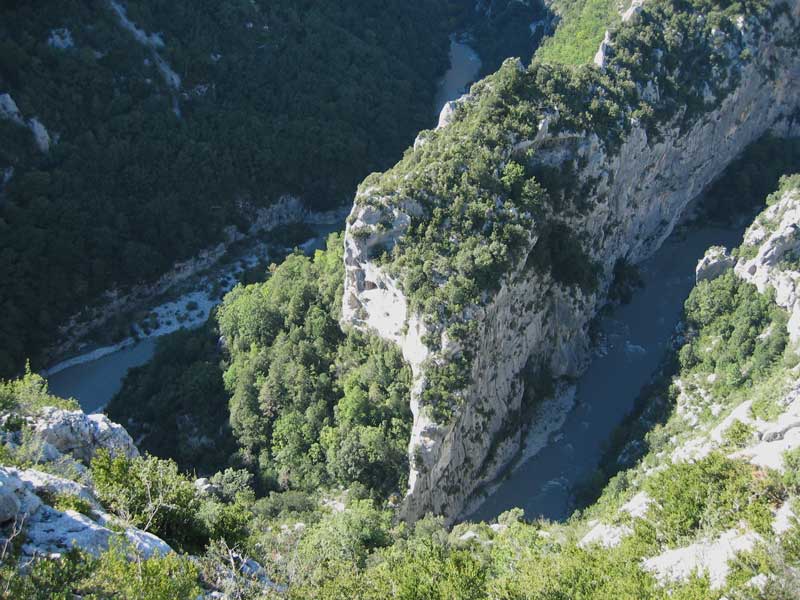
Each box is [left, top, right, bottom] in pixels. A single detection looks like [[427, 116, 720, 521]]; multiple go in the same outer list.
[[0, 408, 161, 560], [343, 0, 800, 522], [573, 178, 800, 591], [0, 400, 274, 596]]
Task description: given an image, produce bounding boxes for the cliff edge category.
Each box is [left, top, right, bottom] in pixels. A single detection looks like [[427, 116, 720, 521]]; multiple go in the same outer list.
[[342, 0, 800, 522]]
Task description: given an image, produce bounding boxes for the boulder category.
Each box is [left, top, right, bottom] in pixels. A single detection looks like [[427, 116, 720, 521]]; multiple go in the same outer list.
[[696, 246, 734, 282], [0, 489, 20, 524], [0, 466, 171, 560], [194, 478, 221, 497], [27, 118, 51, 152], [31, 407, 138, 465], [622, 0, 645, 23], [594, 30, 613, 68], [0, 93, 23, 124]]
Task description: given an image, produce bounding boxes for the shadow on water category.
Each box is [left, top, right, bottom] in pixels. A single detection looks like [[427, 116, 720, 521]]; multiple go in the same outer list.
[[467, 135, 800, 524]]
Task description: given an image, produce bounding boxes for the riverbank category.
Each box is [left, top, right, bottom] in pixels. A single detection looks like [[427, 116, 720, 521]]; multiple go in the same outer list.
[[43, 198, 347, 370], [45, 33, 484, 414], [465, 217, 753, 523], [45, 218, 342, 412]]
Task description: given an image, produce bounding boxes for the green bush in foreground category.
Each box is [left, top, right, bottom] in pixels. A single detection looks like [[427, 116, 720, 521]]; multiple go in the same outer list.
[[91, 450, 207, 553], [0, 543, 200, 600]]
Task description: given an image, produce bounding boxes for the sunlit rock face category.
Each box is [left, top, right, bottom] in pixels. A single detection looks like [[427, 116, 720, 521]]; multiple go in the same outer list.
[[343, 0, 800, 523]]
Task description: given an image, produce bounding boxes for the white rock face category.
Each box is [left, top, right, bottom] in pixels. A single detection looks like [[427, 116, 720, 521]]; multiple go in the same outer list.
[[0, 93, 23, 124], [0, 93, 52, 152], [579, 520, 632, 548], [622, 0, 645, 23], [27, 117, 51, 152], [593, 30, 612, 68], [108, 0, 180, 91], [31, 407, 139, 464], [47, 28, 74, 50], [342, 0, 800, 523], [643, 528, 762, 589], [736, 188, 800, 341], [109, 0, 164, 48], [0, 466, 171, 560], [436, 92, 473, 130], [696, 246, 734, 283]]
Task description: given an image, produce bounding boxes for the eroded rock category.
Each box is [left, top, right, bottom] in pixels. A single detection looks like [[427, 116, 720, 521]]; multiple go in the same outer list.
[[31, 407, 139, 465]]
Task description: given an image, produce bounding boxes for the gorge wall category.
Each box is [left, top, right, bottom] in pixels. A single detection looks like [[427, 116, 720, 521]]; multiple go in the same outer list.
[[342, 0, 800, 523]]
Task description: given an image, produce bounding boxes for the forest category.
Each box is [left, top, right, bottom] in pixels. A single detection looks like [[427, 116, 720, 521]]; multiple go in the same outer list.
[[0, 0, 457, 377], [1, 0, 800, 596]]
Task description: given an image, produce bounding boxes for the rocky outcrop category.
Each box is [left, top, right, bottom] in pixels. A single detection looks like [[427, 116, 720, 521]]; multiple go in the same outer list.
[[696, 246, 735, 283], [0, 93, 52, 153], [343, 0, 800, 522], [736, 185, 800, 340], [47, 28, 74, 50], [30, 407, 139, 464], [108, 0, 180, 91], [643, 528, 763, 589], [0, 466, 171, 560]]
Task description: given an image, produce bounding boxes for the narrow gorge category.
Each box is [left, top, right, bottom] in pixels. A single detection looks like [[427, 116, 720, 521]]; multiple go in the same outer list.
[[342, 0, 800, 522], [5, 0, 800, 596]]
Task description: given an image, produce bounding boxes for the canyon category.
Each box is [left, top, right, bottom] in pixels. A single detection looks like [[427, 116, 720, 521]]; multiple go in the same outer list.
[[342, 0, 800, 522]]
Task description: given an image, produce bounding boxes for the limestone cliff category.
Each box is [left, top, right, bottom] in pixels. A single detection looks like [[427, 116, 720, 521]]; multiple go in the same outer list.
[[576, 182, 800, 591], [342, 0, 800, 522]]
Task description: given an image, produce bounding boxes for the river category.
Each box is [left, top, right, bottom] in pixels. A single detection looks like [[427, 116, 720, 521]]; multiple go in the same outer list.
[[435, 35, 481, 116], [467, 218, 751, 523], [46, 38, 482, 414], [46, 222, 341, 413]]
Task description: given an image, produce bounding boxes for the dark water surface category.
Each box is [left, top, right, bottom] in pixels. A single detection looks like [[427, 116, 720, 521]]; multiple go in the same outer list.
[[468, 222, 747, 522]]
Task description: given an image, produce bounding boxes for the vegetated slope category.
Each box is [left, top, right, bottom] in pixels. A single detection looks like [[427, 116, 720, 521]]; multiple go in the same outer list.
[[536, 0, 625, 65], [3, 177, 800, 599], [214, 235, 414, 499], [465, 0, 555, 75], [0, 0, 452, 378], [343, 0, 800, 521]]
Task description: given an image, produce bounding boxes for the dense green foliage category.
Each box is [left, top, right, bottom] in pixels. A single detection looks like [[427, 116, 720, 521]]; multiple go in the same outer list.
[[90, 451, 256, 552], [0, 364, 78, 418], [218, 234, 413, 498], [679, 271, 789, 389], [0, 544, 201, 600], [536, 0, 620, 65], [0, 0, 454, 378], [5, 0, 800, 595], [106, 322, 235, 475], [359, 0, 770, 418], [642, 453, 780, 543], [91, 449, 209, 552]]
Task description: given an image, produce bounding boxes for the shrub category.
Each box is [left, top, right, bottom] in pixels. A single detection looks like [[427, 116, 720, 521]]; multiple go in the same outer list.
[[644, 453, 779, 544], [91, 450, 207, 552]]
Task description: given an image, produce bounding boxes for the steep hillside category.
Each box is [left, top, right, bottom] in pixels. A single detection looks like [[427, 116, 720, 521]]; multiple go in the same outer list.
[[342, 0, 800, 522], [291, 174, 800, 598], [3, 176, 800, 600], [0, 0, 453, 377]]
